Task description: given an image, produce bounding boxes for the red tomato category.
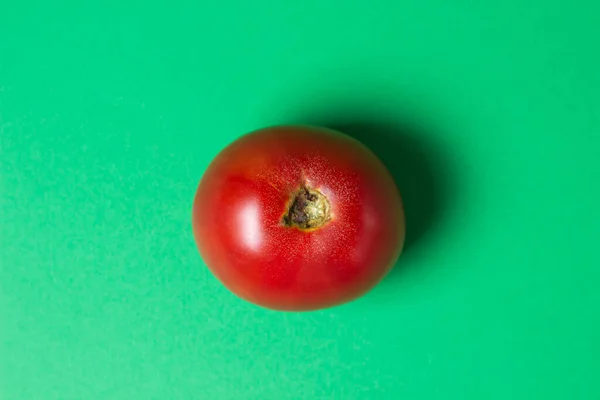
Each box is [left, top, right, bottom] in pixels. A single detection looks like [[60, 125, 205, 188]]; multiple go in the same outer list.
[[192, 125, 405, 311]]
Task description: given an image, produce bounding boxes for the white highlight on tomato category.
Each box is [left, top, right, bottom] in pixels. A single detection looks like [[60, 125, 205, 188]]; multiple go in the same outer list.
[[239, 200, 262, 252]]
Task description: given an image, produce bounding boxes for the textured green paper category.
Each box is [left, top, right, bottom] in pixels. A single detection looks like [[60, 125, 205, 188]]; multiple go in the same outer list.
[[1, 1, 599, 399]]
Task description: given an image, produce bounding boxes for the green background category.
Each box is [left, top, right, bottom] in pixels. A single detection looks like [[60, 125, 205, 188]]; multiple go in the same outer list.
[[1, 0, 599, 398]]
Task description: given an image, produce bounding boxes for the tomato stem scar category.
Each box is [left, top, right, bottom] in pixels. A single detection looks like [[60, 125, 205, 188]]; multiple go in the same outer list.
[[282, 186, 331, 230]]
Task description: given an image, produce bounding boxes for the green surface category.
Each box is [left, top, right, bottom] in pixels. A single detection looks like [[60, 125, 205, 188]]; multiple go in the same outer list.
[[1, 1, 599, 399]]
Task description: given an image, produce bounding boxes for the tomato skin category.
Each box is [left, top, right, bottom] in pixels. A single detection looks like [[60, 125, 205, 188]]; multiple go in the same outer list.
[[192, 125, 405, 311]]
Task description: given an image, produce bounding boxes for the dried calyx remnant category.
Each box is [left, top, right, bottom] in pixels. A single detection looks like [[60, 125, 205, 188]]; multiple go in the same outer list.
[[283, 186, 331, 230]]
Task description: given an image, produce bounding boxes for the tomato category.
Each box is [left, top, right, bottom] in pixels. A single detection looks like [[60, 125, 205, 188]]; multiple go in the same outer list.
[[192, 125, 405, 311]]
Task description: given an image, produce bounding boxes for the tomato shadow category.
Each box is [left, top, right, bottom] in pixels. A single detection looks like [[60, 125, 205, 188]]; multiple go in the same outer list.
[[338, 121, 446, 254], [303, 116, 454, 280]]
